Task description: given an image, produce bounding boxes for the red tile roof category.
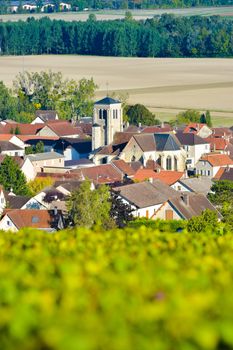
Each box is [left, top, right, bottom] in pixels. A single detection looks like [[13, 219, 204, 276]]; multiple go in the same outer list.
[[206, 137, 228, 151], [0, 123, 44, 135], [4, 210, 54, 229], [17, 135, 59, 142], [44, 122, 84, 137], [111, 160, 135, 176], [142, 126, 172, 133], [200, 153, 233, 167], [183, 123, 207, 134], [134, 169, 184, 185]]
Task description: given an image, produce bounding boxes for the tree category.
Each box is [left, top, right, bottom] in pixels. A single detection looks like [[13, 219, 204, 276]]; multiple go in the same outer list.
[[0, 81, 17, 120], [35, 141, 44, 153], [14, 71, 97, 120], [110, 191, 133, 227], [187, 209, 219, 233], [205, 110, 212, 127], [0, 156, 29, 195], [208, 180, 233, 228], [126, 104, 160, 126], [200, 113, 206, 124], [175, 109, 201, 125], [28, 177, 54, 196], [66, 179, 112, 228]]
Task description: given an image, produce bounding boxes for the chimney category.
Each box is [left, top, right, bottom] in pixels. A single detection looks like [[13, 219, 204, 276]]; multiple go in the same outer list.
[[148, 177, 153, 183], [182, 193, 189, 206]]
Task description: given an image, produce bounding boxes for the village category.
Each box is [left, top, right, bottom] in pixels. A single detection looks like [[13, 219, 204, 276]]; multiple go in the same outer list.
[[0, 95, 231, 231]]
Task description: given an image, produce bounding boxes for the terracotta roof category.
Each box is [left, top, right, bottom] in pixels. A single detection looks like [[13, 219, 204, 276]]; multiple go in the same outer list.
[[183, 123, 208, 134], [129, 161, 143, 172], [113, 180, 178, 208], [133, 134, 155, 152], [111, 159, 135, 176], [72, 164, 123, 184], [0, 134, 15, 141], [134, 169, 184, 185], [142, 126, 172, 133], [0, 123, 44, 135], [206, 137, 228, 151], [113, 132, 136, 145], [76, 123, 92, 136], [200, 153, 233, 167], [3, 209, 57, 229], [41, 122, 84, 137]]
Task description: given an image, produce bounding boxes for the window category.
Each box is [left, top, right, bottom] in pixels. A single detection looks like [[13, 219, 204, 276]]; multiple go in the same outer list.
[[208, 170, 211, 176], [165, 210, 174, 220], [115, 110, 118, 119], [7, 220, 11, 226], [113, 110, 115, 119], [174, 157, 178, 171], [99, 109, 102, 119], [157, 155, 162, 166], [166, 156, 172, 170], [32, 216, 39, 223], [146, 210, 149, 219], [178, 186, 182, 191]]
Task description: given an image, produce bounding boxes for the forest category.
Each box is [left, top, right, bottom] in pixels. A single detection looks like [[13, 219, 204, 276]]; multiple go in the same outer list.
[[0, 14, 233, 57]]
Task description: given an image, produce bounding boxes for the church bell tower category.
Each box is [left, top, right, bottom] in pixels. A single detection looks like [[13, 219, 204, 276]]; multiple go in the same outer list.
[[92, 97, 123, 151]]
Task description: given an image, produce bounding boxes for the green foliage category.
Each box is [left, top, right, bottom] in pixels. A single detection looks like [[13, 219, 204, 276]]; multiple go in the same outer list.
[[66, 179, 112, 228], [0, 227, 233, 349], [206, 110, 212, 127], [209, 180, 233, 229], [110, 191, 133, 227], [0, 81, 18, 120], [128, 217, 186, 232], [1, 16, 233, 58], [14, 71, 97, 120], [126, 103, 160, 126], [0, 155, 29, 195], [174, 109, 201, 125], [187, 209, 220, 234], [25, 141, 44, 155]]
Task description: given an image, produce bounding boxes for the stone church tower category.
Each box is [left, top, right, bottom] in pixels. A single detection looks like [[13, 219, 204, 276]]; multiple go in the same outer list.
[[92, 97, 123, 151]]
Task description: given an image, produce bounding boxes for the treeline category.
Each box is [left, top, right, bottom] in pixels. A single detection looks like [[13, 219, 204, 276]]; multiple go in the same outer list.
[[0, 15, 233, 57]]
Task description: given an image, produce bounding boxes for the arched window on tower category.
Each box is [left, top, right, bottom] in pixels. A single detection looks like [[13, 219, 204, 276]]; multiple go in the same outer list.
[[113, 110, 115, 119], [99, 109, 102, 119], [174, 157, 178, 171], [115, 109, 118, 119], [166, 156, 172, 170]]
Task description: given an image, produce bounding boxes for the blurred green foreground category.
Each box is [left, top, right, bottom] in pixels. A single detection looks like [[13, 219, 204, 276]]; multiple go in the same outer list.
[[0, 227, 232, 350]]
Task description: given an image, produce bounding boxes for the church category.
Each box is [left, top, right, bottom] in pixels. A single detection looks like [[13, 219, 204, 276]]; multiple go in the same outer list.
[[92, 96, 124, 151]]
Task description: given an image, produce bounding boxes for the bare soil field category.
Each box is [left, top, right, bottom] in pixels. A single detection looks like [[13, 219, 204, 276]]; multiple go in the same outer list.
[[1, 55, 233, 126], [1, 6, 233, 22]]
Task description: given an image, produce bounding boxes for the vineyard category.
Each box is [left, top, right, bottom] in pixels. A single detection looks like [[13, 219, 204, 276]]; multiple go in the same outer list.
[[0, 226, 233, 350]]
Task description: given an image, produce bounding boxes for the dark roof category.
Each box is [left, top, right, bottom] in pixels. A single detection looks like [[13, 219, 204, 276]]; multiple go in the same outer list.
[[65, 159, 93, 167], [179, 177, 213, 195], [176, 132, 209, 146], [54, 138, 92, 154], [154, 133, 181, 151], [113, 180, 178, 208], [95, 97, 120, 105], [5, 194, 30, 209], [35, 110, 57, 121], [214, 167, 233, 181], [169, 193, 221, 220], [55, 181, 83, 193], [0, 141, 23, 151]]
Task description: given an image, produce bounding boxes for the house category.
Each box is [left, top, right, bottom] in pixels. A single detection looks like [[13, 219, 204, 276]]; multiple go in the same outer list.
[[206, 137, 229, 154], [60, 2, 71, 10], [37, 121, 84, 138], [172, 177, 213, 196], [71, 164, 124, 184], [154, 192, 221, 220], [0, 209, 64, 232], [120, 133, 186, 171], [18, 136, 59, 153], [195, 153, 233, 177], [214, 167, 233, 181], [55, 180, 95, 196], [176, 132, 210, 170], [113, 180, 178, 219], [212, 127, 233, 140], [31, 110, 59, 124], [64, 159, 94, 169], [111, 160, 135, 178], [22, 3, 37, 11], [26, 152, 65, 178], [53, 138, 92, 161], [183, 123, 212, 138], [134, 169, 184, 185], [0, 141, 25, 157]]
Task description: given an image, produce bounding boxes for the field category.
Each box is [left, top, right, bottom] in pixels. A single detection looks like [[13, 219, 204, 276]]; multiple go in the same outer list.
[[0, 226, 233, 350], [1, 6, 233, 22], [1, 55, 233, 126]]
